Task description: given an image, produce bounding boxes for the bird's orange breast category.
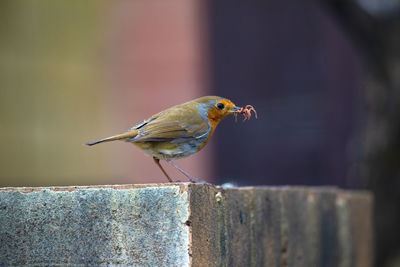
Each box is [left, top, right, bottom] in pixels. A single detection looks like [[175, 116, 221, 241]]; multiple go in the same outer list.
[[195, 112, 220, 151]]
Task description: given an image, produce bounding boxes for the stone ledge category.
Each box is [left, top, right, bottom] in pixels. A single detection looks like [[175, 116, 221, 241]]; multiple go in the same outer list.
[[0, 184, 373, 266]]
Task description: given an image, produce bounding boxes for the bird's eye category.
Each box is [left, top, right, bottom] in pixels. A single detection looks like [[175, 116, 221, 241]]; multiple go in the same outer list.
[[216, 103, 225, 110]]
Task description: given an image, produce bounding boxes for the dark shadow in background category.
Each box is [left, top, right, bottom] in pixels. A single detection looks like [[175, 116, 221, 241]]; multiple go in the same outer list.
[[209, 0, 400, 266], [210, 1, 364, 187]]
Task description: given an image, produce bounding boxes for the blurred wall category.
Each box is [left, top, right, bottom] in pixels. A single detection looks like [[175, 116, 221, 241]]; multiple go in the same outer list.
[[0, 1, 210, 186], [210, 1, 364, 187], [0, 1, 111, 186], [104, 0, 211, 184]]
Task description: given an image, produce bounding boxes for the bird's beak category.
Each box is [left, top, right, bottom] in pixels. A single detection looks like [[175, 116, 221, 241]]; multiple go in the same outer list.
[[230, 106, 243, 113]]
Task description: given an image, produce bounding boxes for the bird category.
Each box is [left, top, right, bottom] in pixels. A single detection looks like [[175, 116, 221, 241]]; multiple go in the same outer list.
[[85, 96, 256, 183]]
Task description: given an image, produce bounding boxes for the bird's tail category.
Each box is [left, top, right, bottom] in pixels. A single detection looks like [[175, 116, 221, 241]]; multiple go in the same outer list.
[[85, 130, 138, 146]]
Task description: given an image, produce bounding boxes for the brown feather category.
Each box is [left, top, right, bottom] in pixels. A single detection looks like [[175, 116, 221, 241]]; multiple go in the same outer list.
[[85, 130, 138, 146], [128, 101, 209, 143]]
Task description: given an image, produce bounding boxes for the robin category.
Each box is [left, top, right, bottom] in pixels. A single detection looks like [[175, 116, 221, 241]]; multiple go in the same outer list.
[[86, 96, 256, 183]]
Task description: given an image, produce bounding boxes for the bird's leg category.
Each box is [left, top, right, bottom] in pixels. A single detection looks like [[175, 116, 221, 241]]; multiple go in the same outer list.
[[153, 157, 173, 183], [165, 160, 212, 185]]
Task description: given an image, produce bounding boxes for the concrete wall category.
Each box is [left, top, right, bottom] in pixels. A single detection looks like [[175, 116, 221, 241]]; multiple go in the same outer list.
[[0, 184, 372, 266]]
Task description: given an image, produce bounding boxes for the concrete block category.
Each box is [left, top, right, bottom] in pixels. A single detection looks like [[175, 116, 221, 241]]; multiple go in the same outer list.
[[252, 187, 283, 267], [0, 184, 191, 266], [223, 188, 253, 267], [0, 184, 373, 266]]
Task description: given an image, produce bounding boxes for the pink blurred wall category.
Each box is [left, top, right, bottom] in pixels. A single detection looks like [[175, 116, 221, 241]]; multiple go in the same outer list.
[[104, 1, 213, 183]]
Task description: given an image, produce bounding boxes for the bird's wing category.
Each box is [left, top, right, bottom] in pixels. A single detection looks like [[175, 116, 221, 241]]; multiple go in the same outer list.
[[127, 105, 210, 143]]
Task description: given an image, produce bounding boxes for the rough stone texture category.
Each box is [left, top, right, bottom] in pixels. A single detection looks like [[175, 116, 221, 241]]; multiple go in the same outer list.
[[0, 184, 191, 266], [0, 184, 373, 266]]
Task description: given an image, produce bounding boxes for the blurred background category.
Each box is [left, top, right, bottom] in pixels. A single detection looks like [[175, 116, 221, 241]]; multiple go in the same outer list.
[[0, 0, 399, 266]]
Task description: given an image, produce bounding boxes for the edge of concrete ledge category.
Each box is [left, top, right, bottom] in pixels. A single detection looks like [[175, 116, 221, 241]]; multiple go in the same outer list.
[[0, 183, 193, 193], [0, 183, 373, 267]]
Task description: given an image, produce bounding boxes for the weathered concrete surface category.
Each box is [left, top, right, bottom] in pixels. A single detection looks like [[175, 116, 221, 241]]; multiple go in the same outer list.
[[0, 184, 191, 266], [0, 184, 373, 267]]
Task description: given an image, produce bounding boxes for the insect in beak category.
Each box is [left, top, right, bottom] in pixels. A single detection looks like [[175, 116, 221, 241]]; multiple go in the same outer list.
[[233, 105, 257, 122]]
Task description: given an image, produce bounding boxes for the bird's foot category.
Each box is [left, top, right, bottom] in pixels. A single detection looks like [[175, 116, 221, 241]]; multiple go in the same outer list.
[[166, 160, 213, 185]]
